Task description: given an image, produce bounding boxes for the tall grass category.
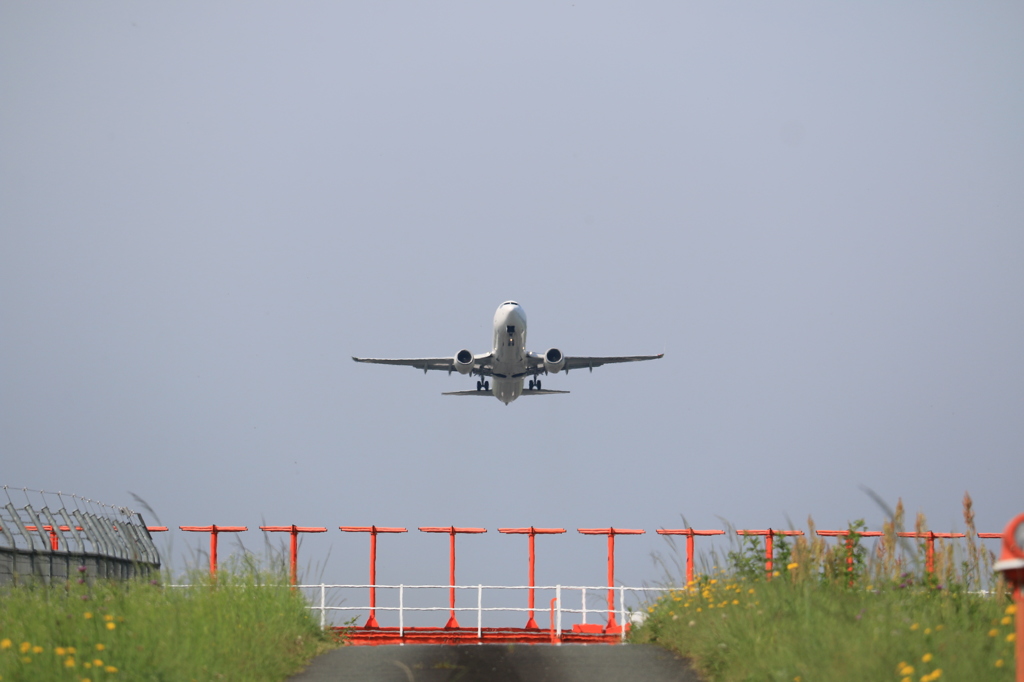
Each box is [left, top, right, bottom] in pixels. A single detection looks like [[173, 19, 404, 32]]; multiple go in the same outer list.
[[0, 556, 337, 682], [632, 497, 1016, 681]]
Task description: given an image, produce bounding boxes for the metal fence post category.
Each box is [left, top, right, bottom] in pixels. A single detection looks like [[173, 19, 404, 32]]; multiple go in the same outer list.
[[320, 583, 326, 629], [477, 584, 483, 641], [556, 584, 562, 644], [399, 584, 404, 639]]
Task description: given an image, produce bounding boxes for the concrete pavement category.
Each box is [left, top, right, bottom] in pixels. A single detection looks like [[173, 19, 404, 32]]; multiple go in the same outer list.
[[287, 644, 702, 682]]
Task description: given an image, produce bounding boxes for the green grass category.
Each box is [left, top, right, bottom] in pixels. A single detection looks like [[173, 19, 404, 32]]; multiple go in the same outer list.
[[632, 575, 1016, 681], [0, 560, 338, 682], [631, 499, 1016, 681]]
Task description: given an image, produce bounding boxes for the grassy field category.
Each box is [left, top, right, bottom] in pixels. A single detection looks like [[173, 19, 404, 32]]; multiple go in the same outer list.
[[0, 559, 337, 682], [631, 497, 1017, 681]]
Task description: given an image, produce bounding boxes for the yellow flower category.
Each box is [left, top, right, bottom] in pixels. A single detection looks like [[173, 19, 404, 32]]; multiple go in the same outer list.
[[910, 623, 920, 631], [935, 625, 943, 631], [772, 570, 780, 577], [1007, 604, 1018, 615], [84, 662, 92, 669], [32, 646, 42, 654], [922, 653, 933, 663], [104, 665, 118, 673], [1007, 633, 1016, 643], [988, 628, 999, 637], [106, 622, 116, 630], [103, 614, 114, 622], [1001, 616, 1012, 625], [899, 665, 914, 676], [84, 612, 93, 619], [696, 607, 702, 612], [64, 657, 76, 668], [732, 599, 739, 605], [93, 659, 103, 667], [19, 642, 30, 654], [95, 643, 105, 651], [0, 639, 9, 649], [787, 562, 799, 570], [931, 670, 942, 679], [67, 647, 76, 655], [924, 628, 932, 635], [996, 659, 1005, 668]]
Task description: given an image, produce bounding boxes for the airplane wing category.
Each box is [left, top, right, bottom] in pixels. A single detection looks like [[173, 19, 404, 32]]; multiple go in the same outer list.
[[353, 353, 494, 375], [526, 353, 664, 373], [562, 353, 663, 372]]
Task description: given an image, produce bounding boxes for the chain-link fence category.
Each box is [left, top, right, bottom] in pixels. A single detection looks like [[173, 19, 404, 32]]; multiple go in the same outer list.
[[0, 486, 160, 585]]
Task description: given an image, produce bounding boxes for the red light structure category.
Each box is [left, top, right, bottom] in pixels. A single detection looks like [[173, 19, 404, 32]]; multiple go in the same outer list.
[[656, 528, 725, 584], [816, 529, 883, 585], [179, 525, 248, 577], [897, 531, 965, 574], [993, 513, 1024, 682], [578, 528, 645, 633], [20, 524, 167, 551], [418, 526, 487, 629], [340, 526, 408, 628], [735, 528, 804, 579], [498, 527, 566, 629], [259, 525, 328, 585]]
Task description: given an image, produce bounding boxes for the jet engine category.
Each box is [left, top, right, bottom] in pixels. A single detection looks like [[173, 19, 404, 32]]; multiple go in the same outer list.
[[543, 348, 565, 374], [454, 349, 475, 375]]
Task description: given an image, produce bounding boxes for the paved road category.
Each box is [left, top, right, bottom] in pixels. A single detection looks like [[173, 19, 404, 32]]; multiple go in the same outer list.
[[287, 644, 701, 682]]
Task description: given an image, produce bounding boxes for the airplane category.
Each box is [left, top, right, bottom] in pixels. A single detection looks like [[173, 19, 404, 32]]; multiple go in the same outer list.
[[352, 301, 663, 404]]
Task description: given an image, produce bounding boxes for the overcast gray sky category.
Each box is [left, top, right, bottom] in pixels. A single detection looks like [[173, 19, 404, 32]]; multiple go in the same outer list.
[[2, 2, 1022, 619]]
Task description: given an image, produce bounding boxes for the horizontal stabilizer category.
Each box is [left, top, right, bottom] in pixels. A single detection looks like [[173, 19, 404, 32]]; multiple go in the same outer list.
[[441, 389, 570, 396]]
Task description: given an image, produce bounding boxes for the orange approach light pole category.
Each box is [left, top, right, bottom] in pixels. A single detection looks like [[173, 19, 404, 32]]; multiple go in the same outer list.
[[179, 525, 248, 577], [735, 528, 804, 579], [340, 526, 408, 628], [656, 528, 725, 584], [897, 531, 965, 574], [259, 525, 328, 585], [992, 513, 1024, 682], [578, 528, 645, 633], [498, 527, 566, 629], [816, 530, 883, 585], [419, 526, 487, 629]]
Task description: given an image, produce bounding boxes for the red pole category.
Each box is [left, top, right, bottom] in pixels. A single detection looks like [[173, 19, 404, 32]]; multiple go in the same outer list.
[[498, 527, 565, 629], [1016, 584, 1024, 682], [657, 529, 725, 584], [897, 531, 964, 574], [579, 528, 645, 633], [340, 526, 407, 629], [259, 526, 328, 585], [816, 530, 883, 586], [180, 525, 248, 577], [736, 529, 804, 580], [418, 526, 487, 629]]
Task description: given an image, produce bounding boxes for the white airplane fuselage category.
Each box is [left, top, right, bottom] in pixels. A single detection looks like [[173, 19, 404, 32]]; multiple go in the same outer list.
[[490, 302, 529, 404]]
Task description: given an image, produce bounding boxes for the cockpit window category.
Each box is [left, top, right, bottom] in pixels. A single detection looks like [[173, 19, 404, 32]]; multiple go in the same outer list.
[[503, 301, 518, 306]]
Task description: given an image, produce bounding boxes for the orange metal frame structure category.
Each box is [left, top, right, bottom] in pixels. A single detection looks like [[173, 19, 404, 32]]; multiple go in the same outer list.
[[153, 522, 1005, 645]]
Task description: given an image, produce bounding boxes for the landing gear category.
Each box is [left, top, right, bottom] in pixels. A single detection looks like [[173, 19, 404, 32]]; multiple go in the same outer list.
[[476, 380, 490, 391], [529, 378, 542, 391]]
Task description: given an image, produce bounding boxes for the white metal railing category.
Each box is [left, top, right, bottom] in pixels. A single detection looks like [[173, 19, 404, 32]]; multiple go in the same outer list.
[[294, 584, 673, 641]]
